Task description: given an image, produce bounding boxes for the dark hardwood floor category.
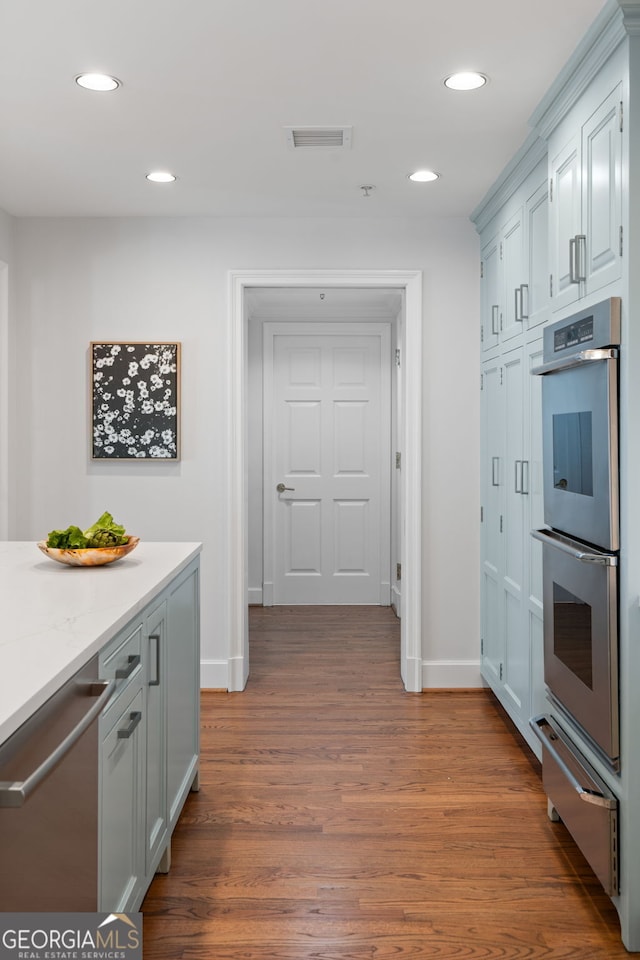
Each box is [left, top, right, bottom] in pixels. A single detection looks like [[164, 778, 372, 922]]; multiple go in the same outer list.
[[142, 606, 628, 959]]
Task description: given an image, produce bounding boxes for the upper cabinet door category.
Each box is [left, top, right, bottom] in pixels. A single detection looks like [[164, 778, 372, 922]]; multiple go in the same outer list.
[[582, 84, 622, 297], [501, 208, 525, 343], [481, 233, 501, 353], [549, 82, 623, 312], [550, 134, 582, 312], [524, 179, 549, 330]]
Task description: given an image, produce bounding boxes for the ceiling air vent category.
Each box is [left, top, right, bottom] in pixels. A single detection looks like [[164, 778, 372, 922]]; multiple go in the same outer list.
[[285, 126, 352, 149]]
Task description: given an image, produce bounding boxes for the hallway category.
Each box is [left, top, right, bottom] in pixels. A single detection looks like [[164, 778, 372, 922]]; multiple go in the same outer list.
[[142, 606, 626, 959]]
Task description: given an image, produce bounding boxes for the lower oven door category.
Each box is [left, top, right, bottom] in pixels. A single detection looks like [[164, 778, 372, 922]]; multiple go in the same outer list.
[[532, 528, 618, 764], [530, 715, 618, 896]]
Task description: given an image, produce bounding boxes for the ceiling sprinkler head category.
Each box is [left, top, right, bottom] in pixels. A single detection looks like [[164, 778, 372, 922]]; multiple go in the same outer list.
[[319, 293, 325, 299], [360, 185, 375, 197]]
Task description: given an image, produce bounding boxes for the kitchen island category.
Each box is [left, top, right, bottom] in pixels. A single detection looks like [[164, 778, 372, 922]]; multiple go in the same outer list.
[[0, 539, 201, 742], [0, 539, 202, 912]]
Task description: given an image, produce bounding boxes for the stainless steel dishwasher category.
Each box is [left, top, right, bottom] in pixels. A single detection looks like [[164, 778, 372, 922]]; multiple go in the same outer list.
[[0, 655, 115, 910]]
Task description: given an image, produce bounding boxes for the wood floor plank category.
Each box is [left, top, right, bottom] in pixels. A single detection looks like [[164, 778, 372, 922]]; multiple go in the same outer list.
[[142, 606, 628, 959]]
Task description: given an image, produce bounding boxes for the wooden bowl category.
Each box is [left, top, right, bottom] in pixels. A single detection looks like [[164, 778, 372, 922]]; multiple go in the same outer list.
[[36, 536, 140, 567]]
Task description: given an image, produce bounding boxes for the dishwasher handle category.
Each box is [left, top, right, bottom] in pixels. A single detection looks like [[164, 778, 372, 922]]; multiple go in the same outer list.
[[0, 678, 117, 808]]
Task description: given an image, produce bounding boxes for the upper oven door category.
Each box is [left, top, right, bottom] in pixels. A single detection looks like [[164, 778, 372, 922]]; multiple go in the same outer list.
[[537, 350, 618, 550]]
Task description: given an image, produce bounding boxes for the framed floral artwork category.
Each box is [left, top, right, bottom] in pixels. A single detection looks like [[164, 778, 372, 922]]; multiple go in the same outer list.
[[91, 342, 181, 460]]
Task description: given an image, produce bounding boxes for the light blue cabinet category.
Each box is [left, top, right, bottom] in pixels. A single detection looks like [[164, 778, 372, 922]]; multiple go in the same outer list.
[[99, 557, 199, 911], [166, 568, 200, 830], [100, 683, 145, 911], [144, 600, 168, 877]]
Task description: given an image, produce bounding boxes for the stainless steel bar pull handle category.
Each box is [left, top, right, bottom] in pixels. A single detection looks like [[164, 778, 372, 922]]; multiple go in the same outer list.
[[0, 679, 117, 808], [520, 283, 529, 319], [514, 460, 522, 493], [514, 288, 522, 323], [569, 237, 578, 284], [491, 305, 499, 335], [575, 234, 587, 281], [276, 482, 295, 493], [569, 234, 587, 284], [116, 653, 141, 680], [531, 528, 617, 565], [117, 710, 142, 740], [521, 460, 529, 495], [491, 457, 499, 487], [149, 633, 161, 687]]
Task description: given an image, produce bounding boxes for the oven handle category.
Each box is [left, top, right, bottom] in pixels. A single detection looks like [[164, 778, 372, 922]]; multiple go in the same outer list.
[[531, 528, 617, 566], [529, 716, 616, 810], [531, 347, 618, 376]]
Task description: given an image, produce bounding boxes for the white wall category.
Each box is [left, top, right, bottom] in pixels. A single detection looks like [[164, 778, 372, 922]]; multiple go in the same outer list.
[[12, 215, 480, 688], [0, 207, 14, 539]]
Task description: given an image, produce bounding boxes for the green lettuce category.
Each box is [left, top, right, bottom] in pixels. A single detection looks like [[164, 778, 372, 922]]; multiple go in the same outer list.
[[46, 525, 88, 549], [83, 511, 128, 548], [46, 511, 128, 549]]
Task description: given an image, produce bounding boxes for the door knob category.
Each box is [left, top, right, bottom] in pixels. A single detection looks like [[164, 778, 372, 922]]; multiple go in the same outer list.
[[276, 482, 295, 493]]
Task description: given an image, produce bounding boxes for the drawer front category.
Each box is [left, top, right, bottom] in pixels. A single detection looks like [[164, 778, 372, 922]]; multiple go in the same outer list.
[[532, 715, 618, 895], [100, 622, 143, 724]]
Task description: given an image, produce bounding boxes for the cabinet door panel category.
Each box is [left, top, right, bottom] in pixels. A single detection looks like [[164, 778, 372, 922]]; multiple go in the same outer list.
[[481, 359, 504, 684], [167, 569, 200, 827], [145, 601, 167, 875], [481, 235, 501, 353], [525, 181, 549, 329], [502, 209, 525, 342], [583, 85, 622, 294], [100, 686, 144, 912], [503, 348, 524, 594], [504, 587, 528, 717], [550, 135, 581, 311], [526, 340, 544, 610]]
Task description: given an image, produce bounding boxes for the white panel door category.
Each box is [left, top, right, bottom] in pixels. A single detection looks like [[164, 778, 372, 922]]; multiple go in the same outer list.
[[550, 134, 582, 312], [582, 85, 622, 296], [264, 323, 390, 605]]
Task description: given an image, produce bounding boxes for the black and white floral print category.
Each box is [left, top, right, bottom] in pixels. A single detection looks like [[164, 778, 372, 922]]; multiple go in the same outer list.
[[91, 343, 180, 459]]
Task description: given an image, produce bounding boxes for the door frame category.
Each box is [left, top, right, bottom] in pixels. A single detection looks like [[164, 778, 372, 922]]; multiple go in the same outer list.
[[227, 268, 423, 693], [262, 321, 392, 607], [0, 260, 8, 540]]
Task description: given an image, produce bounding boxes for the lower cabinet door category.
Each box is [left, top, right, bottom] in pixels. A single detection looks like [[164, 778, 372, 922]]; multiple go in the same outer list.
[[100, 684, 145, 911], [166, 567, 200, 827], [145, 601, 168, 875]]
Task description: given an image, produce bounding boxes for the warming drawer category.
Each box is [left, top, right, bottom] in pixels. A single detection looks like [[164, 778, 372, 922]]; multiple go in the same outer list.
[[530, 714, 618, 896]]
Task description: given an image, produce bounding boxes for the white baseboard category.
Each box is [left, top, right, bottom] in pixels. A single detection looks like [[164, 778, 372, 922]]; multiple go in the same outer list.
[[391, 584, 401, 618], [248, 586, 263, 605], [422, 659, 483, 689], [200, 659, 229, 690]]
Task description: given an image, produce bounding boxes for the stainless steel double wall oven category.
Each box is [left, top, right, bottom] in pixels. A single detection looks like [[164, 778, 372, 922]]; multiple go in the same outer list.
[[530, 296, 620, 897]]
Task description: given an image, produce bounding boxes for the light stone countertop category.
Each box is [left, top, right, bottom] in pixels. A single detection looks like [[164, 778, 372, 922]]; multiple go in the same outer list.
[[0, 540, 202, 743]]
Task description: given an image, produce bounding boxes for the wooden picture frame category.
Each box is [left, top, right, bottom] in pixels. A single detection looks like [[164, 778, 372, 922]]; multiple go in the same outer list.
[[90, 342, 181, 460]]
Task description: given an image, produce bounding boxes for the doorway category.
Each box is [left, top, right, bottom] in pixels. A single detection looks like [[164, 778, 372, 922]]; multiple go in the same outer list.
[[256, 319, 392, 606], [227, 269, 423, 692]]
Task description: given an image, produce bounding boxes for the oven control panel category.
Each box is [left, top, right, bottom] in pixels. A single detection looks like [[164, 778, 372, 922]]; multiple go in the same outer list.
[[554, 317, 594, 352], [543, 297, 620, 363]]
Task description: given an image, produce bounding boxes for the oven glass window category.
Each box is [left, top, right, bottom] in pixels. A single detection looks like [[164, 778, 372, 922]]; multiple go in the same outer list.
[[553, 583, 593, 688], [552, 411, 593, 496]]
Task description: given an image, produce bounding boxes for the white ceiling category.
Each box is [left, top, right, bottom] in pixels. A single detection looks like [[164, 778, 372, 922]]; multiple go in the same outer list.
[[0, 0, 608, 219]]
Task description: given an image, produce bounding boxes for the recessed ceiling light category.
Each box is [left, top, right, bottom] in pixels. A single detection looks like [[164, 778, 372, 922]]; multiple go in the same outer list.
[[408, 170, 439, 183], [146, 171, 177, 183], [75, 73, 121, 92], [444, 72, 487, 91]]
